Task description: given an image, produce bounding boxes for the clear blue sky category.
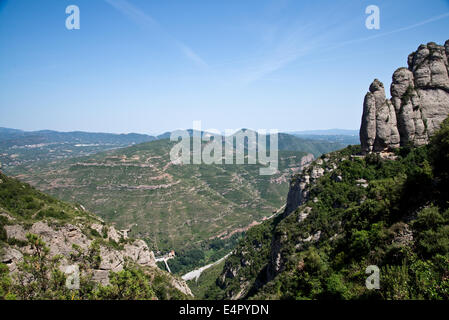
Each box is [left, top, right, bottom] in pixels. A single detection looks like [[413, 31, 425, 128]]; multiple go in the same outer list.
[[1, 0, 448, 135]]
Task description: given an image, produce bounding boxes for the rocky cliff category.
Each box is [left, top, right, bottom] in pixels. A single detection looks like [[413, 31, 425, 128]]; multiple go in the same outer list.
[[0, 172, 193, 298], [216, 39, 449, 300], [361, 40, 449, 153], [283, 154, 338, 217], [217, 115, 449, 299], [2, 220, 157, 284]]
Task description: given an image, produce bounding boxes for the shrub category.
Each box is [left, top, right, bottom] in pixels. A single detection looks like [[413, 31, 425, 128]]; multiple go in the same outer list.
[[95, 265, 155, 300]]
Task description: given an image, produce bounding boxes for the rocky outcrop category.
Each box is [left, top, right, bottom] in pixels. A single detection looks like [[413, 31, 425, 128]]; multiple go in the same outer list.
[[361, 40, 449, 153], [283, 155, 339, 217], [0, 172, 193, 298], [2, 221, 157, 285], [283, 172, 310, 217], [360, 79, 400, 153], [1, 220, 195, 296]]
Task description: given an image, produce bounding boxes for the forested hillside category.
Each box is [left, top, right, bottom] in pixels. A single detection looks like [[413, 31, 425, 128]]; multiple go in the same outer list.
[[210, 117, 449, 300], [0, 172, 191, 300]]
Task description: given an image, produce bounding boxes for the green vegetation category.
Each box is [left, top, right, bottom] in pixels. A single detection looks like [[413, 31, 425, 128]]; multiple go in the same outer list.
[[0, 233, 188, 300], [0, 171, 190, 300], [7, 136, 318, 258], [217, 118, 449, 300], [0, 171, 98, 227], [0, 128, 156, 171], [187, 260, 226, 299], [277, 133, 350, 157], [167, 233, 242, 275]]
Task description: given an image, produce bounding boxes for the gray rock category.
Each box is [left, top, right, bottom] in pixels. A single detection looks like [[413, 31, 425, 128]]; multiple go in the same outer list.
[[169, 277, 194, 297], [297, 206, 311, 223], [360, 40, 449, 153], [107, 226, 122, 243], [360, 79, 400, 153], [1, 247, 23, 272], [445, 40, 449, 63], [92, 270, 110, 285], [3, 221, 158, 286], [300, 153, 315, 167], [123, 240, 156, 267], [283, 175, 309, 217], [311, 167, 324, 179], [0, 212, 14, 221], [5, 225, 27, 241]]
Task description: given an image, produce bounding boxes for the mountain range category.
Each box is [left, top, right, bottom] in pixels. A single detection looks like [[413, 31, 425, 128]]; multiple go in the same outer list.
[[0, 127, 355, 171], [0, 128, 358, 274], [2, 39, 448, 301], [194, 39, 449, 300]]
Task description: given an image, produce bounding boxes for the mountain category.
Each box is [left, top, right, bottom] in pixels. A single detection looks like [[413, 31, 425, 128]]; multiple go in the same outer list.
[[0, 128, 157, 147], [0, 128, 24, 135], [360, 40, 449, 153], [213, 118, 449, 300], [6, 134, 322, 272], [0, 128, 156, 171], [198, 40, 449, 300], [1, 127, 348, 274], [287, 129, 359, 147], [157, 129, 347, 158], [289, 129, 359, 136], [277, 133, 352, 156], [0, 127, 345, 172], [0, 171, 192, 299]]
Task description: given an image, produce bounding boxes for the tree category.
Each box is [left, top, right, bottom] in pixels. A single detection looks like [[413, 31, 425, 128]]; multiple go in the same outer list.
[[429, 117, 449, 207], [0, 263, 14, 300], [13, 234, 70, 299], [95, 263, 156, 300]]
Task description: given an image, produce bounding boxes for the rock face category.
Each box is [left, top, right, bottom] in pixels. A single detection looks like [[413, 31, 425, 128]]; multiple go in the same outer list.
[[360, 40, 449, 153], [2, 221, 157, 284], [360, 79, 400, 153], [283, 155, 340, 218], [0, 172, 193, 298]]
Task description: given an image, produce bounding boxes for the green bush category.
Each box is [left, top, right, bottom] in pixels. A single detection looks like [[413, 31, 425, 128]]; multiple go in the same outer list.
[[95, 265, 155, 300]]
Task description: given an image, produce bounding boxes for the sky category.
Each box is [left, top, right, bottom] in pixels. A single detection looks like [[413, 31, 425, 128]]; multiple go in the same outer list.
[[0, 0, 449, 135]]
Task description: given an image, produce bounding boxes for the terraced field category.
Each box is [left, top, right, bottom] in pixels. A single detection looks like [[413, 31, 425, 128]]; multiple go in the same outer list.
[[11, 137, 314, 253]]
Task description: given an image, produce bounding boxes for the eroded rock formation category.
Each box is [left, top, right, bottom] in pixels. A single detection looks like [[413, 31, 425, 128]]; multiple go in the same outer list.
[[1, 218, 193, 296], [361, 40, 449, 153]]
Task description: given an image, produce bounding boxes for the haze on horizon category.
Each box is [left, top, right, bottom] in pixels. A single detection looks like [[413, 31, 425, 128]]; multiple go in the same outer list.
[[1, 0, 449, 135]]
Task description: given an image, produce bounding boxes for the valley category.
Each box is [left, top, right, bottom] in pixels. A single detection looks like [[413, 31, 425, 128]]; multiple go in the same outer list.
[[1, 130, 351, 275], [1, 0, 448, 304]]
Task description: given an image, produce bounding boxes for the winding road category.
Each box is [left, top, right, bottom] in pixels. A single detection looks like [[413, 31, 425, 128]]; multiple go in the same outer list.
[[182, 252, 232, 281]]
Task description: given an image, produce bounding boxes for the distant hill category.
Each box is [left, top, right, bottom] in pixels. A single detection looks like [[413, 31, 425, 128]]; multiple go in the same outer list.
[[287, 129, 360, 147], [0, 127, 156, 147], [0, 127, 156, 170], [289, 129, 359, 136], [9, 136, 312, 252], [0, 127, 349, 171], [277, 133, 350, 156]]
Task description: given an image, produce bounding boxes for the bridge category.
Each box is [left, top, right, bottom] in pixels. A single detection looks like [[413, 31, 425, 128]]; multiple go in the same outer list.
[[154, 251, 175, 273]]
